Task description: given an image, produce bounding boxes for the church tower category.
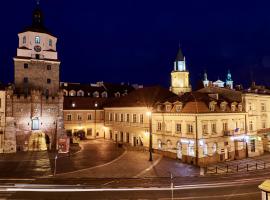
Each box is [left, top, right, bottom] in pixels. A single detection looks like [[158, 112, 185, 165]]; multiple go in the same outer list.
[[170, 47, 191, 95], [226, 70, 233, 89], [14, 3, 60, 96]]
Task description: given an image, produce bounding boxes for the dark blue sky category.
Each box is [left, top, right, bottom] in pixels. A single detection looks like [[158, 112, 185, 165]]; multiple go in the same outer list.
[[1, 0, 270, 88]]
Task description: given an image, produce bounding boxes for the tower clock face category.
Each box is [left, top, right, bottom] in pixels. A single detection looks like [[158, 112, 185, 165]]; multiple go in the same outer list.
[[34, 45, 42, 52]]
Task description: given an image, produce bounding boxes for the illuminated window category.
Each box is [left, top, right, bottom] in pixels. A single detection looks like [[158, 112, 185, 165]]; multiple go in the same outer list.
[[35, 36, 40, 44], [32, 118, 39, 130], [175, 105, 182, 112]]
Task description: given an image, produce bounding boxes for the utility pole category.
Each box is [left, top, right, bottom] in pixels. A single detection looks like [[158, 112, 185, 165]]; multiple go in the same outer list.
[[147, 111, 153, 162]]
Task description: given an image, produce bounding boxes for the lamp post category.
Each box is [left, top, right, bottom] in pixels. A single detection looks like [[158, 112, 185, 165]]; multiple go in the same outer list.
[[147, 111, 153, 162], [94, 102, 98, 139]]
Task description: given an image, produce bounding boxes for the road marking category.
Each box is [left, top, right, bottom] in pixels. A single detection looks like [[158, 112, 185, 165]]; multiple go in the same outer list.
[[55, 150, 127, 176], [133, 155, 163, 178]]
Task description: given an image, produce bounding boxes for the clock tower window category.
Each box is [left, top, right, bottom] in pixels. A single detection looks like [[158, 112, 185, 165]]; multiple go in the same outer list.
[[35, 36, 40, 44], [23, 36, 26, 44]]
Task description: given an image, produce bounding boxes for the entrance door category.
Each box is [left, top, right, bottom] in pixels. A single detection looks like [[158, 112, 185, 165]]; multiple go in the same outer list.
[[120, 132, 124, 142], [32, 118, 39, 130]]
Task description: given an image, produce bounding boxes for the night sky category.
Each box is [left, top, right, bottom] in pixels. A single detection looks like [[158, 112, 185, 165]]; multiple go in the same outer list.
[[1, 0, 270, 88]]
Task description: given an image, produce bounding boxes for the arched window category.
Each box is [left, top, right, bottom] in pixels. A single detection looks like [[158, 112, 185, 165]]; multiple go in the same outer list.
[[35, 36, 40, 44], [77, 90, 84, 96], [69, 90, 76, 96], [63, 90, 68, 96], [102, 91, 108, 98], [49, 39, 53, 47], [93, 91, 99, 98]]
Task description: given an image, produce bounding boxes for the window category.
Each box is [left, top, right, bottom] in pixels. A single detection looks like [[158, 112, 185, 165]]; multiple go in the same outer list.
[[157, 122, 162, 131], [187, 124, 193, 134], [114, 113, 118, 122], [262, 121, 266, 129], [67, 114, 72, 121], [211, 123, 217, 134], [87, 114, 92, 120], [140, 114, 143, 124], [175, 105, 182, 112], [93, 91, 99, 98], [24, 63, 28, 69], [126, 114, 130, 122], [231, 105, 236, 111], [238, 104, 243, 112], [202, 124, 208, 134], [87, 128, 92, 136], [109, 113, 113, 121], [209, 103, 215, 111], [249, 121, 254, 131], [261, 103, 266, 112], [120, 114, 124, 122], [166, 105, 171, 112], [35, 36, 40, 44], [102, 92, 108, 98], [32, 118, 39, 130], [77, 90, 84, 96], [248, 103, 252, 111], [132, 114, 137, 123], [49, 39, 52, 47], [47, 79, 51, 84], [222, 122, 228, 131], [176, 123, 181, 133], [47, 65, 51, 70], [77, 114, 82, 121], [23, 36, 26, 44], [24, 77, 28, 83]]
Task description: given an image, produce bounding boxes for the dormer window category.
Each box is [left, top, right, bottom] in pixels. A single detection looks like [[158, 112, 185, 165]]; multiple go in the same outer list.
[[49, 39, 53, 47], [231, 104, 236, 112], [35, 36, 40, 44], [166, 105, 172, 112], [93, 91, 99, 98], [209, 102, 216, 111], [115, 92, 121, 97], [220, 102, 227, 111], [23, 36, 26, 44], [157, 105, 162, 112], [102, 92, 108, 98], [175, 105, 182, 112], [77, 90, 84, 96], [238, 104, 243, 112]]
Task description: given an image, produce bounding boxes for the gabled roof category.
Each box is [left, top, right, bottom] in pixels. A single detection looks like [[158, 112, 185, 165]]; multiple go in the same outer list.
[[104, 86, 177, 108], [64, 97, 107, 110]]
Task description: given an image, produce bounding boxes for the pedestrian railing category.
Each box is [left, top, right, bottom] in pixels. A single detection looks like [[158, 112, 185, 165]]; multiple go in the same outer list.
[[206, 160, 270, 174]]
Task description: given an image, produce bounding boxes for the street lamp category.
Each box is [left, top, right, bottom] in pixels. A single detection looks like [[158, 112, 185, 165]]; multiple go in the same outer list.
[[147, 111, 153, 162], [94, 102, 98, 139]]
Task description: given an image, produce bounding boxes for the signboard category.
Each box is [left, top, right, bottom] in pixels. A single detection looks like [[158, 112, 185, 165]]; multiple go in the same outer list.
[[58, 135, 70, 153]]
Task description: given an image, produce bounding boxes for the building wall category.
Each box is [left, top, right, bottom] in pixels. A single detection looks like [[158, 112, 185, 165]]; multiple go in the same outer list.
[[104, 107, 151, 148], [152, 112, 263, 166], [63, 110, 105, 139], [4, 88, 64, 152], [0, 90, 5, 153], [243, 93, 270, 152]]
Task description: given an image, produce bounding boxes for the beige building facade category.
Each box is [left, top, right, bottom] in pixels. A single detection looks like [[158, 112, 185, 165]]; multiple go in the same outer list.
[[0, 89, 5, 153]]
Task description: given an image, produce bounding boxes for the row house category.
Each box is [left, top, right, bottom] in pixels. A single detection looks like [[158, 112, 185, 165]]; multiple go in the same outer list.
[[152, 89, 264, 166], [103, 86, 177, 148], [63, 97, 106, 139]]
